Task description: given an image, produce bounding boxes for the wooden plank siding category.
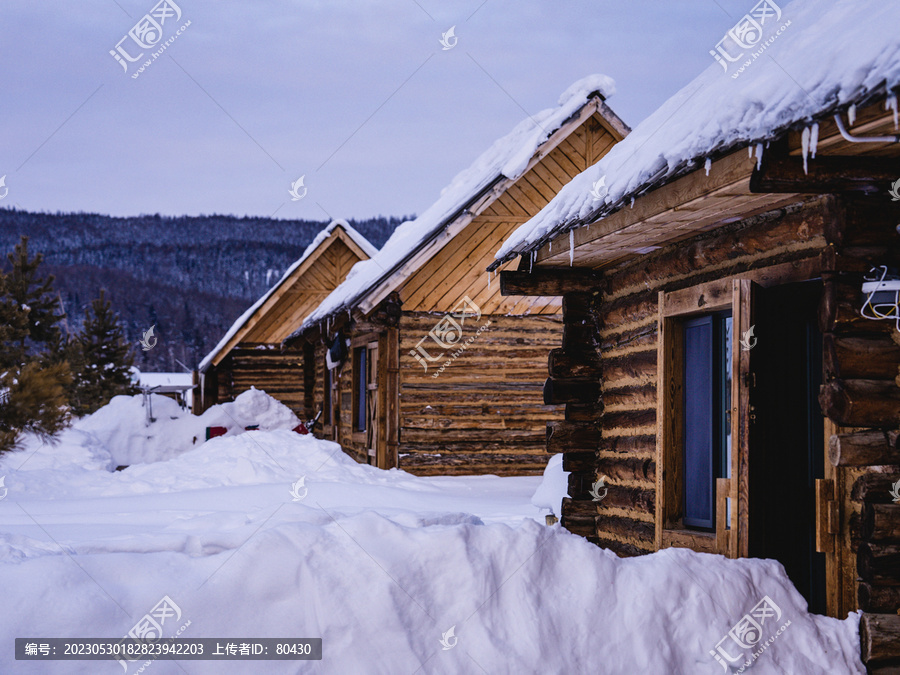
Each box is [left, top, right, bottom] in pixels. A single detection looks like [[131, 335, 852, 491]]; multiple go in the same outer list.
[[398, 312, 564, 475]]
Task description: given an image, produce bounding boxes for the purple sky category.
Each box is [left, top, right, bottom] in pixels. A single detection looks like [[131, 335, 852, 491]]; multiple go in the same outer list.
[[1, 0, 752, 221]]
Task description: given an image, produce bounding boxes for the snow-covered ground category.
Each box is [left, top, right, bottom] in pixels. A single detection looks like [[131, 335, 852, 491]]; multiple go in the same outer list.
[[0, 392, 863, 674]]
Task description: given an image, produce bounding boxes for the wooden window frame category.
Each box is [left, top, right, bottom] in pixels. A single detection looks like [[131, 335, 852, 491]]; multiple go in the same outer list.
[[351, 333, 379, 446], [657, 278, 751, 558]]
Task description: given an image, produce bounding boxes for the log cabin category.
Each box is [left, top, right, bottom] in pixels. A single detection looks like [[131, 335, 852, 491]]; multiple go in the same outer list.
[[283, 75, 630, 475], [195, 220, 376, 415], [490, 1, 900, 670]]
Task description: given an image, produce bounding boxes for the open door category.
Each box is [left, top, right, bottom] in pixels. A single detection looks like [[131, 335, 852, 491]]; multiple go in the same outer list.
[[747, 280, 827, 614]]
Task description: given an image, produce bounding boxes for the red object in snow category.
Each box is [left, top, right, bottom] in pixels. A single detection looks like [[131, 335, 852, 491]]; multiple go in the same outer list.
[[206, 426, 227, 440], [293, 423, 309, 435]]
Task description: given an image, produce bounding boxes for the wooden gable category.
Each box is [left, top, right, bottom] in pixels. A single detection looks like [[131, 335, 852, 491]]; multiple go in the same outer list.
[[399, 109, 627, 315], [207, 227, 370, 367]]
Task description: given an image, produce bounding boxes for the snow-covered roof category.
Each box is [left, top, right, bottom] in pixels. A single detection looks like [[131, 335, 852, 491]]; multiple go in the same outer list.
[[199, 219, 376, 372], [295, 74, 617, 335], [494, 0, 900, 267]]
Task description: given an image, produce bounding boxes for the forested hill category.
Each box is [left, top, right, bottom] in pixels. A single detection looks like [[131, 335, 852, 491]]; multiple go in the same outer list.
[[0, 208, 406, 372]]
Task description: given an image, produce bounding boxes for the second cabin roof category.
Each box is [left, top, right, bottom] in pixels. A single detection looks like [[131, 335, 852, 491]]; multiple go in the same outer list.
[[291, 74, 627, 339]]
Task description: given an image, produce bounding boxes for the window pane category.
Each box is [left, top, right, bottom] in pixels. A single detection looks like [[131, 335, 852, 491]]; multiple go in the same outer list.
[[684, 316, 714, 529], [356, 348, 366, 431]]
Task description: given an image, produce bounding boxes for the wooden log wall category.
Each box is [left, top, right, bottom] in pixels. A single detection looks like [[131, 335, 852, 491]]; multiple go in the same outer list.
[[568, 197, 830, 557], [313, 293, 403, 466], [819, 196, 900, 670], [399, 312, 563, 475], [227, 347, 306, 414]]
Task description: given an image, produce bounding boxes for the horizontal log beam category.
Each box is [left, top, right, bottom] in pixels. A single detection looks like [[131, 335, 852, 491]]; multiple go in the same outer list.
[[548, 348, 600, 379], [543, 377, 600, 405], [865, 504, 900, 542], [852, 473, 900, 504], [858, 542, 900, 584], [597, 484, 655, 514], [561, 451, 595, 473], [594, 514, 654, 544], [859, 583, 900, 613], [564, 401, 604, 422], [860, 613, 900, 666], [560, 498, 597, 538], [547, 420, 600, 453], [596, 456, 655, 483], [500, 269, 601, 297], [819, 379, 900, 428], [820, 280, 895, 335], [829, 430, 900, 467], [751, 151, 900, 194], [594, 536, 652, 558], [824, 334, 900, 381]]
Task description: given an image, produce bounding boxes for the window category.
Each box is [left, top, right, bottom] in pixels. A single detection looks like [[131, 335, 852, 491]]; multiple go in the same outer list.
[[657, 278, 752, 558], [323, 360, 332, 427], [682, 313, 732, 530], [353, 347, 366, 432]]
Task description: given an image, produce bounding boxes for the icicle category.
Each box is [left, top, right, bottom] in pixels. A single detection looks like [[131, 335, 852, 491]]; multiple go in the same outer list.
[[487, 271, 491, 290], [569, 229, 574, 267], [848, 103, 857, 127], [886, 94, 899, 130], [801, 126, 810, 175], [748, 146, 754, 159], [754, 143, 764, 171], [809, 122, 819, 159], [704, 158, 712, 177], [549, 240, 552, 252], [630, 197, 635, 209], [530, 250, 535, 272]]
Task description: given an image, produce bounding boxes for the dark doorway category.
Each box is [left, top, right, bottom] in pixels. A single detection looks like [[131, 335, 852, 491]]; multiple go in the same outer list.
[[749, 280, 827, 614]]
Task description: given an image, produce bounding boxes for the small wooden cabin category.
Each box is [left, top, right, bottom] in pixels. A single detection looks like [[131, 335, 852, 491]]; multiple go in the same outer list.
[[491, 3, 900, 669], [196, 220, 376, 415], [285, 76, 630, 475]]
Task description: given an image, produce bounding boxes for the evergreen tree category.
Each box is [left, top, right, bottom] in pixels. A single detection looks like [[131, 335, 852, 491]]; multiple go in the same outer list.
[[0, 236, 71, 453], [4, 237, 63, 350], [69, 289, 135, 415]]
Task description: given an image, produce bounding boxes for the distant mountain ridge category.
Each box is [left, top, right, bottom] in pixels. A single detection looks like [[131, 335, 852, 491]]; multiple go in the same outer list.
[[0, 208, 406, 371]]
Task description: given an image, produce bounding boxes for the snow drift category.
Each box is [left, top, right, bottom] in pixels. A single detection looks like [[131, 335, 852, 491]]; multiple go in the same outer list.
[[0, 394, 863, 674]]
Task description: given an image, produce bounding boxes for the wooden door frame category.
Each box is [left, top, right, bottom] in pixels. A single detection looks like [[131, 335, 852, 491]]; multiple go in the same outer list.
[[655, 259, 841, 617]]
